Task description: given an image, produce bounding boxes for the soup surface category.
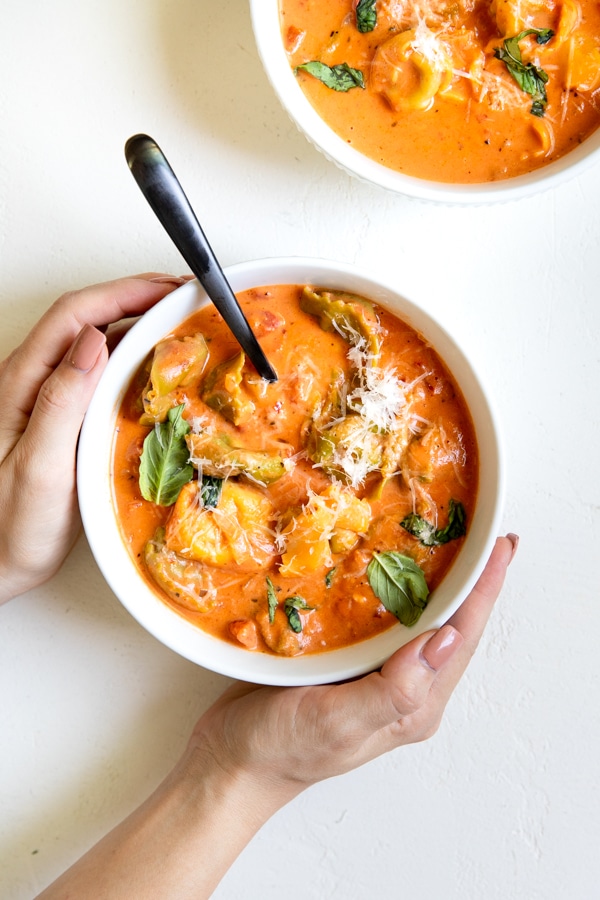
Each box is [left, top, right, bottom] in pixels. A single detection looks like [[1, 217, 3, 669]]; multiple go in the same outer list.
[[112, 284, 478, 657], [279, 0, 600, 182]]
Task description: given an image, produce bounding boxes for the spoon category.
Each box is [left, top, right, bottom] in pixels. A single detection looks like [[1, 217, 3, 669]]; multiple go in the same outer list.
[[124, 133, 277, 382]]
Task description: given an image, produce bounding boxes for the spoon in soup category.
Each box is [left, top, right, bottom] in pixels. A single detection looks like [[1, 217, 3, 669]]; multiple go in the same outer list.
[[124, 133, 277, 382]]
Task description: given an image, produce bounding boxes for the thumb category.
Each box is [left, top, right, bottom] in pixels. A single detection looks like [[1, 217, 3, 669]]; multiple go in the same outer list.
[[20, 324, 108, 467], [333, 624, 465, 741]]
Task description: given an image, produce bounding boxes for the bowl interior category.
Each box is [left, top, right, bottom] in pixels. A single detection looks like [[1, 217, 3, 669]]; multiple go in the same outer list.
[[77, 257, 504, 685], [249, 0, 600, 204]]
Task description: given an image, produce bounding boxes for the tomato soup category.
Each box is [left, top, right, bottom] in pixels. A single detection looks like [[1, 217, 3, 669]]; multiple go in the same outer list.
[[112, 285, 478, 657], [279, 0, 600, 182]]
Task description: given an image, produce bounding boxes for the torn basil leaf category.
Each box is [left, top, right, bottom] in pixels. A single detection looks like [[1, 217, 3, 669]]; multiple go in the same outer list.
[[284, 595, 313, 633], [367, 552, 429, 626], [356, 0, 377, 33], [295, 61, 365, 92], [494, 28, 554, 116], [139, 404, 193, 506], [199, 474, 223, 509], [266, 576, 278, 624], [401, 499, 467, 547], [530, 99, 546, 117], [325, 567, 337, 589]]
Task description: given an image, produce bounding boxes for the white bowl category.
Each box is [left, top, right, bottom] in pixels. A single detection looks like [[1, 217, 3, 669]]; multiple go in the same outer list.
[[249, 0, 600, 205], [77, 257, 504, 685]]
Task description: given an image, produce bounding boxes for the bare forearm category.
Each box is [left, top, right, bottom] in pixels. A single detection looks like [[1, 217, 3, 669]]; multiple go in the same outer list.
[[37, 746, 295, 900]]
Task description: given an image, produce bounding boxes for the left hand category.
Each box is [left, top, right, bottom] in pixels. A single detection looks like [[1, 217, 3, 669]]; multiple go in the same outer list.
[[0, 274, 189, 603]]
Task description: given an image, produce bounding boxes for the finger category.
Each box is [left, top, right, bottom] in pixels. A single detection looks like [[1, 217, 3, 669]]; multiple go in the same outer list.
[[444, 534, 515, 647], [0, 275, 187, 454], [15, 324, 109, 477], [103, 274, 194, 351], [416, 534, 516, 712], [1, 327, 109, 599], [324, 624, 464, 744], [320, 536, 516, 758]]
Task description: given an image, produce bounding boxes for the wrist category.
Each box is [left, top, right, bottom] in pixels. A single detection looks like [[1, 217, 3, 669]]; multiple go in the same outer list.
[[178, 737, 302, 834]]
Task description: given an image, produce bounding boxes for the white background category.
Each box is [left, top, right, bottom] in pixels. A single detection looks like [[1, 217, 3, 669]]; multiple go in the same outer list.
[[1, 1, 599, 898]]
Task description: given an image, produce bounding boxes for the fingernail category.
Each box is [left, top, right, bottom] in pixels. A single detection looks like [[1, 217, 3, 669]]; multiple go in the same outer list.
[[420, 625, 464, 672], [148, 275, 188, 285], [66, 324, 106, 372], [506, 533, 519, 562]]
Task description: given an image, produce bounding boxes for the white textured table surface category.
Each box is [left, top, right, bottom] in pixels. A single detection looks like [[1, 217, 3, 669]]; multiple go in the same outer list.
[[1, 2, 599, 898]]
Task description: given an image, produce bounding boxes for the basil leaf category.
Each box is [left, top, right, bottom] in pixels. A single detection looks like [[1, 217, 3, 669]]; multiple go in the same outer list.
[[295, 61, 365, 92], [434, 499, 467, 543], [325, 567, 337, 588], [525, 27, 554, 46], [356, 0, 377, 33], [200, 474, 223, 509], [284, 595, 313, 633], [139, 404, 193, 506], [266, 576, 278, 624], [494, 28, 554, 116], [401, 499, 467, 547], [400, 513, 437, 547], [367, 552, 429, 626], [530, 99, 546, 118]]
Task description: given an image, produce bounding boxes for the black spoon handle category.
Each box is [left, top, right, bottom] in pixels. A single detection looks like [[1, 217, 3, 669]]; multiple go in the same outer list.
[[124, 133, 277, 382]]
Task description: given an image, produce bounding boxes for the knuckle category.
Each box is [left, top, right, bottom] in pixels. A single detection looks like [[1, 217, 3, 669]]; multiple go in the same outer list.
[[53, 291, 86, 331], [391, 679, 424, 717], [55, 289, 80, 311], [2, 342, 26, 373], [35, 375, 72, 418]]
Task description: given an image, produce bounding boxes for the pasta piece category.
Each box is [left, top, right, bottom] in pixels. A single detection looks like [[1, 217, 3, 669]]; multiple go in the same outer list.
[[553, 0, 582, 48], [401, 424, 462, 485], [201, 351, 255, 426], [140, 333, 209, 425], [568, 33, 600, 90], [529, 116, 556, 156], [370, 28, 453, 112], [144, 530, 217, 612], [279, 483, 371, 576], [165, 480, 277, 570], [299, 287, 382, 361], [490, 0, 553, 37], [186, 431, 289, 485]]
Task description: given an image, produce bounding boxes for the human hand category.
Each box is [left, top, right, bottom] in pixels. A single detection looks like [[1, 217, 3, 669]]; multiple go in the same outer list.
[[186, 535, 517, 803], [0, 274, 189, 603], [37, 536, 516, 900]]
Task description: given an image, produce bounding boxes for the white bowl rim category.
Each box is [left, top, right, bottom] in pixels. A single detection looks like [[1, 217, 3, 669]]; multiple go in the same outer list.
[[249, 0, 600, 204], [77, 256, 505, 685]]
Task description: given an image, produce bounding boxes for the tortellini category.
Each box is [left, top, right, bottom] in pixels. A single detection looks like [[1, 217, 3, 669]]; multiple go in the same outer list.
[[200, 351, 256, 426], [490, 0, 551, 37], [186, 431, 289, 486], [370, 29, 453, 113], [279, 483, 371, 576], [140, 333, 209, 425], [164, 480, 277, 570]]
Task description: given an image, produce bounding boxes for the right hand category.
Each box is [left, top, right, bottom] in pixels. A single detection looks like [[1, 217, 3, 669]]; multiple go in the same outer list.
[[186, 534, 517, 802]]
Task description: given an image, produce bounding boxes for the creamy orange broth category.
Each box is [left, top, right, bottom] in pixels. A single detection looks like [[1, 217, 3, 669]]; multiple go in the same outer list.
[[112, 285, 478, 657], [279, 0, 600, 182]]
